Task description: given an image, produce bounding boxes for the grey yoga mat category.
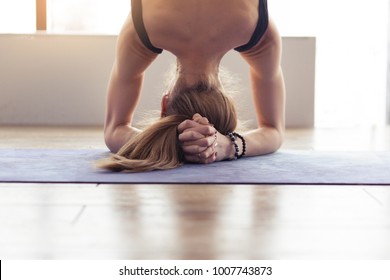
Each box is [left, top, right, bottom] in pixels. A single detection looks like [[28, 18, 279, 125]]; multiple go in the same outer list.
[[0, 149, 389, 185]]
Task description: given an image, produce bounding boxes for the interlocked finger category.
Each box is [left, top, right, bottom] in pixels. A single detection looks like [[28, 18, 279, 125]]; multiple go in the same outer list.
[[192, 113, 210, 125], [181, 134, 216, 148], [178, 125, 216, 142], [184, 150, 217, 164]]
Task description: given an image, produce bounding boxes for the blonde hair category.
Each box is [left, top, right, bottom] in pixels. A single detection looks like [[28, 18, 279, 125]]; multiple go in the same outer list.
[[97, 78, 238, 172]]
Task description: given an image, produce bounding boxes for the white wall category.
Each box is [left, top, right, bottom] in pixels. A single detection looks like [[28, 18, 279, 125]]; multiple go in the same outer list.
[[0, 34, 315, 127]]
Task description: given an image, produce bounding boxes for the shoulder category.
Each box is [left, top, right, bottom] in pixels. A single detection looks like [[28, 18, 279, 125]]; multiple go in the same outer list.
[[117, 13, 158, 57], [114, 13, 159, 78], [240, 19, 282, 58], [238, 19, 282, 78]]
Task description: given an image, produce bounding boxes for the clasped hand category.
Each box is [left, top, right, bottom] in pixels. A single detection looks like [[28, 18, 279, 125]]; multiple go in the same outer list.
[[177, 113, 224, 164]]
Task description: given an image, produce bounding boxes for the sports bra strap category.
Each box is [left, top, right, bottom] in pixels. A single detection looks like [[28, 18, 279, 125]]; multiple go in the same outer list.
[[234, 0, 269, 52], [131, 0, 163, 54]]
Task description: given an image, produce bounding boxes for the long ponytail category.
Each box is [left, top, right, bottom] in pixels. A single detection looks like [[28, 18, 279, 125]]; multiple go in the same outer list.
[[97, 115, 186, 172]]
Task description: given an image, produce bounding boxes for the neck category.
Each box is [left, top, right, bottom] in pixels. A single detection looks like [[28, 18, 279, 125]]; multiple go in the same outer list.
[[175, 59, 221, 87]]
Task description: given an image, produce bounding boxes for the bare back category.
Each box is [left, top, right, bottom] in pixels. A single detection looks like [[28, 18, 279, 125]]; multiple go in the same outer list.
[[141, 0, 260, 62]]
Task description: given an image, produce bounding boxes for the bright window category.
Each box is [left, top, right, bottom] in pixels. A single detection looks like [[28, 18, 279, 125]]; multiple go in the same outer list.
[[0, 0, 36, 33], [269, 0, 388, 127], [47, 0, 129, 34]]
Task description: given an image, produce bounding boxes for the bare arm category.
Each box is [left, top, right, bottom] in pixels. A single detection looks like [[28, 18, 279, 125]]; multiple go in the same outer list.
[[238, 19, 286, 156], [104, 15, 158, 153]]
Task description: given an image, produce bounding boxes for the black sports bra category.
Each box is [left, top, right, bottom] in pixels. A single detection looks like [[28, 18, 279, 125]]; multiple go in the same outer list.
[[131, 0, 269, 54]]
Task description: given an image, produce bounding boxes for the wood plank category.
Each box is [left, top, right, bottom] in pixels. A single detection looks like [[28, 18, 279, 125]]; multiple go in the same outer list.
[[0, 126, 105, 149], [1, 184, 389, 259]]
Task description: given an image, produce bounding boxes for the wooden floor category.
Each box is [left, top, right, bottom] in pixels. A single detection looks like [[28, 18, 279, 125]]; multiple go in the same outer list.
[[1, 126, 390, 259]]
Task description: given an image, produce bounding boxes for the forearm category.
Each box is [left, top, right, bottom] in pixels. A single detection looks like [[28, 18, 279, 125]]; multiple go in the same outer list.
[[104, 124, 141, 153], [218, 126, 283, 160], [103, 19, 158, 154], [242, 126, 284, 156]]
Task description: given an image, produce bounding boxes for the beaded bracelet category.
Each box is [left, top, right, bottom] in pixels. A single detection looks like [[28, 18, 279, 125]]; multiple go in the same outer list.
[[227, 132, 246, 160], [233, 132, 246, 159], [227, 132, 239, 160]]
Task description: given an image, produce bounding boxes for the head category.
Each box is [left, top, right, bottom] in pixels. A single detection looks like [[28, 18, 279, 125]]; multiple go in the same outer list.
[[162, 78, 237, 135], [98, 77, 238, 172]]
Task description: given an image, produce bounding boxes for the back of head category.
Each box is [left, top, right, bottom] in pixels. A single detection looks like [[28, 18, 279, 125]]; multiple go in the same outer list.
[[97, 79, 238, 172], [167, 79, 237, 135]]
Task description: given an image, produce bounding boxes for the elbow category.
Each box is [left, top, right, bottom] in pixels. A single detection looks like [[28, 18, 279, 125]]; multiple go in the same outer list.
[[268, 130, 283, 153], [104, 125, 119, 153], [266, 125, 285, 153], [274, 125, 285, 151], [274, 131, 284, 151], [104, 122, 138, 153]]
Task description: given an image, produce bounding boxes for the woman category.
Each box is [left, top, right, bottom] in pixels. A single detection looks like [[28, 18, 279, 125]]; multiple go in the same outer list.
[[99, 0, 285, 172]]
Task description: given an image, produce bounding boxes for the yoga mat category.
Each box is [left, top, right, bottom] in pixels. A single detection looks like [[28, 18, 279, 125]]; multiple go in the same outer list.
[[0, 149, 389, 185]]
